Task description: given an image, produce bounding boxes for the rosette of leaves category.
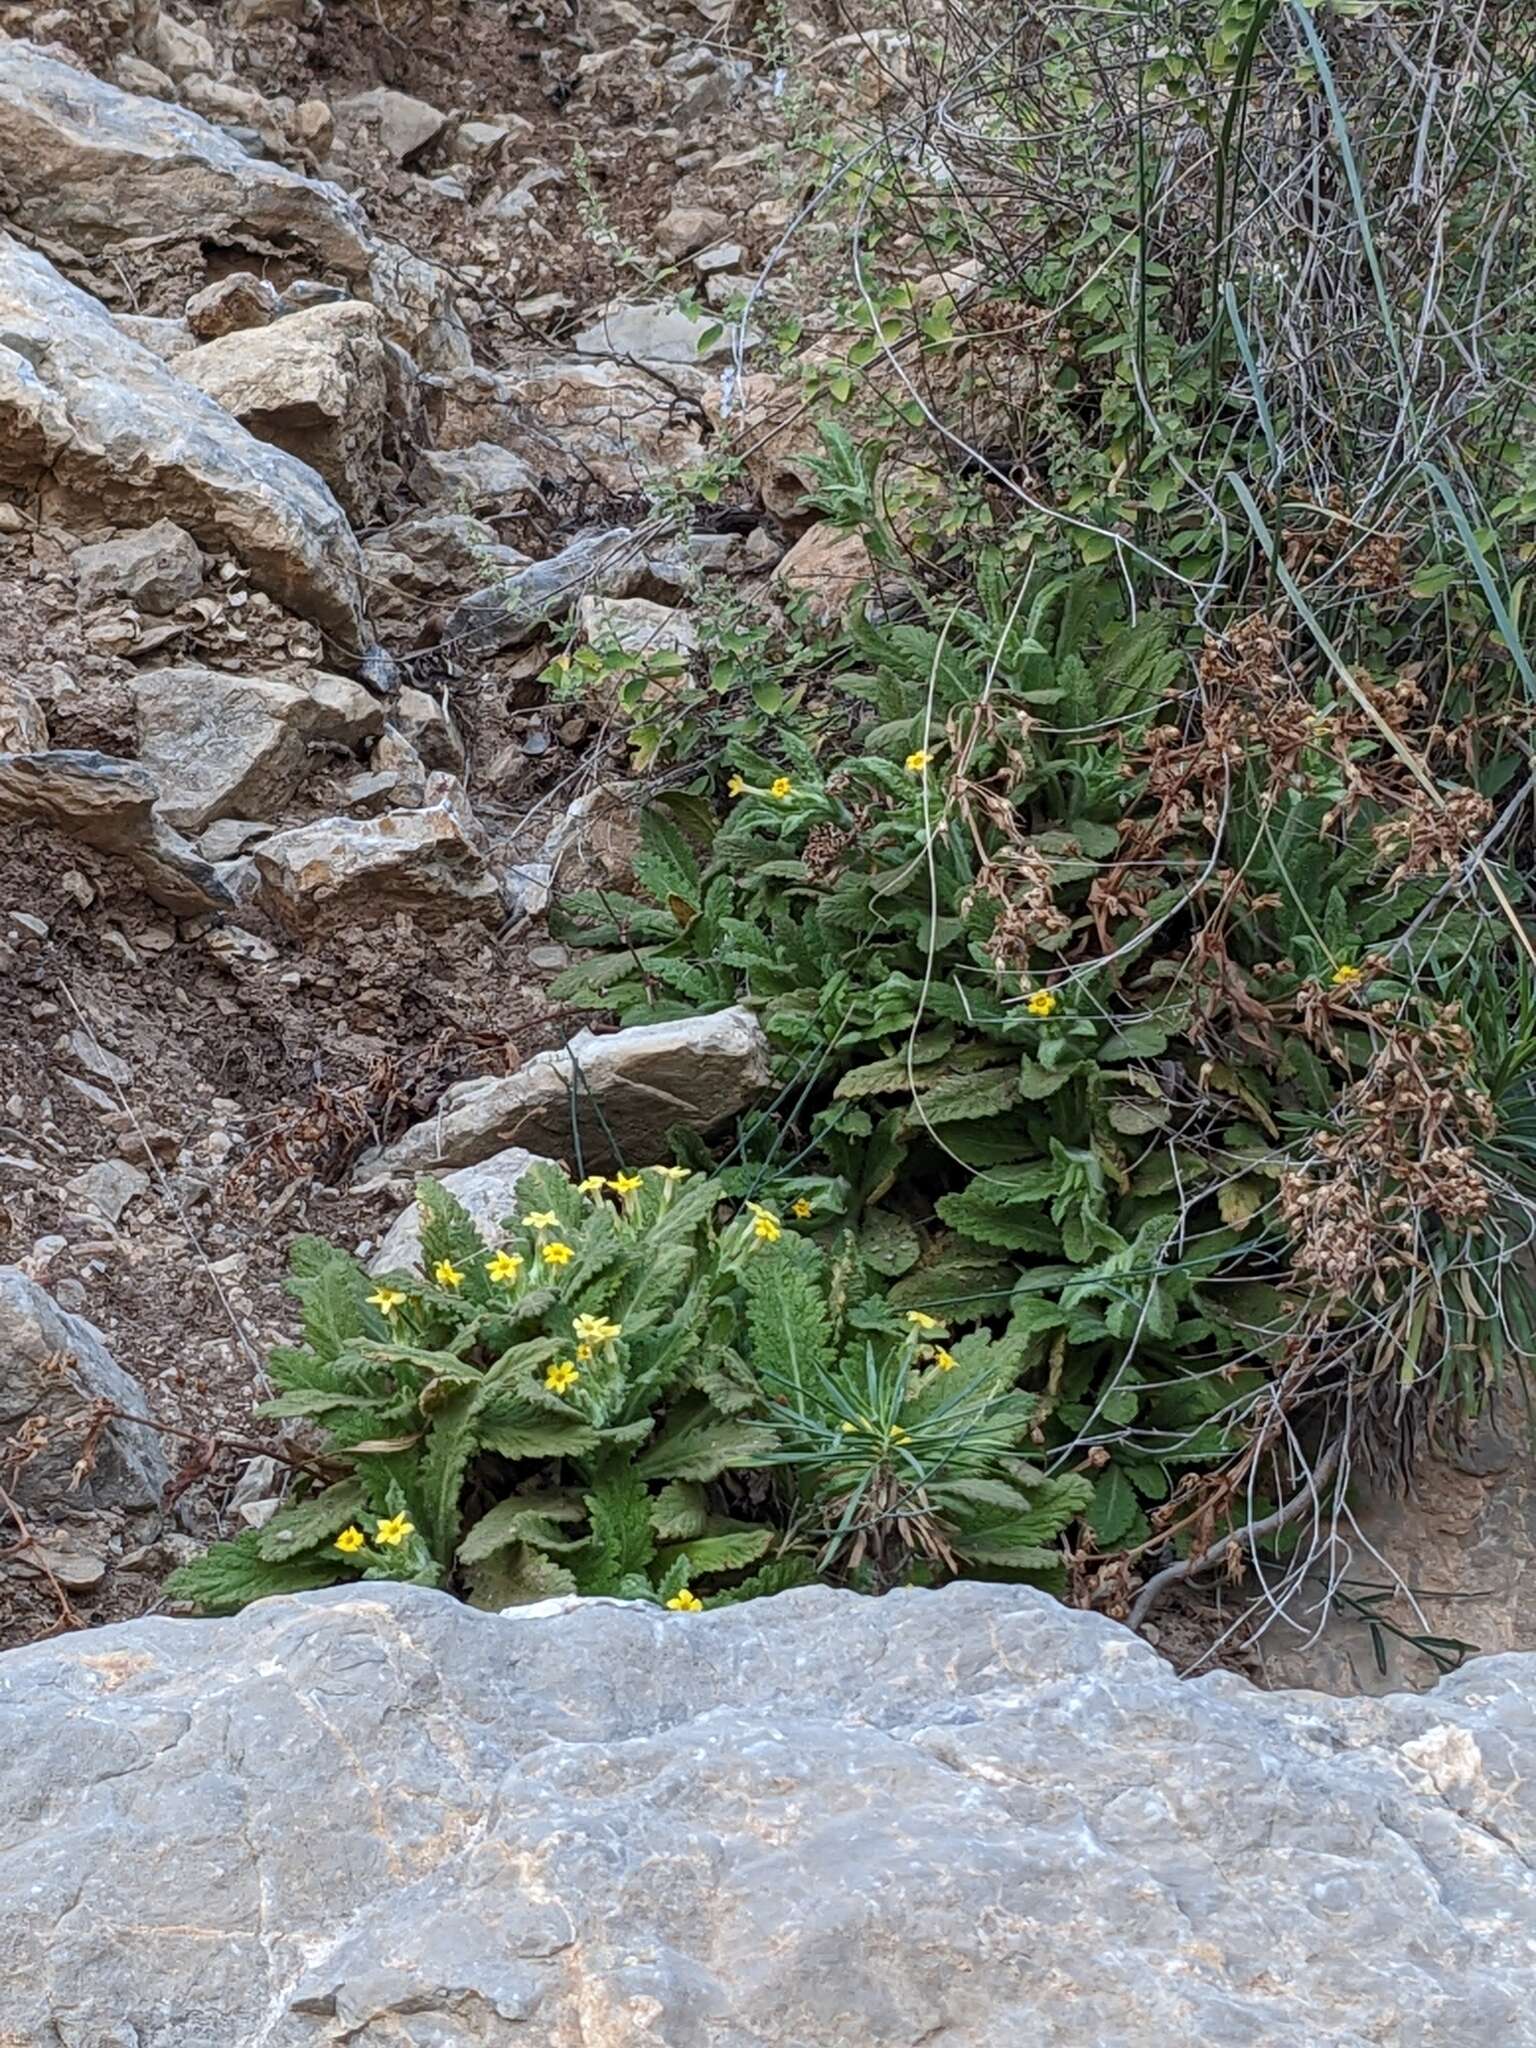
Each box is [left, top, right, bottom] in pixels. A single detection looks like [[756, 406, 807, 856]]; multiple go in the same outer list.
[[166, 1166, 803, 1616], [737, 1234, 1093, 1587]]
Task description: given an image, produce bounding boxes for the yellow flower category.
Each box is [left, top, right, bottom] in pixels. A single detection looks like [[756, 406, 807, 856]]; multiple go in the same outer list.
[[666, 1589, 704, 1612], [609, 1172, 643, 1197], [746, 1200, 782, 1243], [522, 1210, 561, 1230], [485, 1250, 523, 1285], [791, 1197, 813, 1219], [545, 1360, 580, 1395], [889, 1426, 911, 1445], [433, 1259, 464, 1290], [841, 1420, 857, 1432], [335, 1525, 367, 1555], [651, 1164, 691, 1183], [933, 1347, 957, 1372], [375, 1514, 414, 1548], [578, 1174, 607, 1196], [575, 1342, 594, 1363], [366, 1286, 406, 1316], [906, 1310, 942, 1331], [573, 1313, 622, 1347], [1330, 962, 1363, 987], [769, 776, 794, 800], [905, 749, 931, 774], [1025, 989, 1057, 1018], [541, 1241, 575, 1267], [727, 773, 748, 797]]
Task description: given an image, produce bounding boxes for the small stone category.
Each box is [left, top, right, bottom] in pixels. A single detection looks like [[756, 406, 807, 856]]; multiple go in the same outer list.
[[289, 99, 334, 155], [411, 441, 538, 513], [653, 204, 731, 261], [184, 272, 281, 342], [62, 1159, 151, 1227], [72, 522, 206, 617], [336, 87, 448, 165], [64, 1030, 132, 1089], [694, 241, 745, 276], [450, 120, 510, 164], [0, 677, 48, 752], [528, 942, 569, 971], [7, 910, 48, 941]]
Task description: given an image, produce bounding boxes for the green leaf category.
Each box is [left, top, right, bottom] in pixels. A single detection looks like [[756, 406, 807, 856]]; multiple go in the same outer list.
[[464, 1545, 578, 1610], [650, 1479, 709, 1540], [255, 1479, 370, 1563], [1087, 1464, 1139, 1547], [858, 1209, 922, 1276], [458, 1496, 587, 1566], [165, 1529, 346, 1615], [633, 1405, 776, 1482], [658, 1526, 773, 1574]]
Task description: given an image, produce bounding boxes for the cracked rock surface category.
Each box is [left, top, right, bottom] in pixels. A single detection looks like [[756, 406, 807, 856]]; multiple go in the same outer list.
[[2, 1580, 1534, 2045]]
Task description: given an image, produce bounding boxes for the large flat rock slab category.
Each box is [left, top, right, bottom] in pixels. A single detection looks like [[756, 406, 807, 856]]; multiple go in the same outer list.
[[1, 1581, 1533, 2044]]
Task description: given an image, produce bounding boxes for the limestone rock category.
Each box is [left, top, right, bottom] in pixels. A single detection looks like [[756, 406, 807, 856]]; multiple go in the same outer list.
[[577, 593, 698, 660], [439, 527, 648, 660], [0, 749, 239, 915], [0, 1266, 169, 1514], [72, 520, 205, 616], [254, 775, 503, 932], [366, 512, 526, 596], [478, 357, 708, 494], [184, 272, 281, 341], [62, 1158, 151, 1227], [335, 87, 449, 165], [2, 1581, 1536, 2045], [112, 312, 196, 362], [369, 1146, 554, 1272], [574, 298, 744, 365], [131, 666, 384, 832], [173, 302, 395, 525], [0, 237, 366, 643], [366, 1005, 771, 1176], [392, 684, 465, 775], [773, 521, 879, 623], [653, 203, 731, 260], [0, 42, 469, 370], [411, 440, 539, 515], [145, 11, 217, 81], [0, 676, 47, 753]]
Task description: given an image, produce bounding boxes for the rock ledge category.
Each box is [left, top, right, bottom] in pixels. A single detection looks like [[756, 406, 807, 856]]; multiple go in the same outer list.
[[1, 1581, 1533, 2044]]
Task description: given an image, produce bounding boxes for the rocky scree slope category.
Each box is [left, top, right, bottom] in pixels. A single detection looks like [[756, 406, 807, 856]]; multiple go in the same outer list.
[[0, 0, 845, 1646], [2, 1579, 1535, 2045]]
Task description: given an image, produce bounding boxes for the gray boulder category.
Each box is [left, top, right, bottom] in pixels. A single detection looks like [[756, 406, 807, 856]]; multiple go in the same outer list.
[[0, 41, 468, 369], [173, 302, 397, 525], [131, 666, 385, 832], [0, 1267, 169, 1514], [574, 298, 747, 364], [438, 527, 649, 659], [72, 520, 205, 616], [254, 775, 503, 932], [0, 749, 239, 915], [0, 1580, 1534, 2044], [369, 1146, 554, 1272], [365, 1006, 771, 1176], [0, 237, 367, 644]]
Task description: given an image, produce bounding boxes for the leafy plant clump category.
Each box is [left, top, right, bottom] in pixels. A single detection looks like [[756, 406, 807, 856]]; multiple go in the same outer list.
[[168, 1166, 1088, 1615]]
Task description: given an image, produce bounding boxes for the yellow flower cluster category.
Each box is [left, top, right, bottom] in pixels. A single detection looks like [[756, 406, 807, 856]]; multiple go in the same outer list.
[[745, 1201, 781, 1244], [335, 1514, 414, 1557]]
